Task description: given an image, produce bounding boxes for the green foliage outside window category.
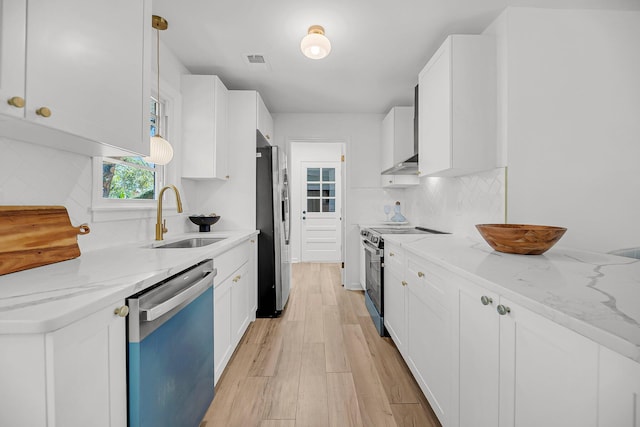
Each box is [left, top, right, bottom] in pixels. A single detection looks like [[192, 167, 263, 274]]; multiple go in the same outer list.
[[102, 157, 156, 199]]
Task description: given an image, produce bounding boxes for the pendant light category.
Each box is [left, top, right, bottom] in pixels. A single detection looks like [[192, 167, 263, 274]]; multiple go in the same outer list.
[[300, 25, 331, 60], [146, 15, 174, 165]]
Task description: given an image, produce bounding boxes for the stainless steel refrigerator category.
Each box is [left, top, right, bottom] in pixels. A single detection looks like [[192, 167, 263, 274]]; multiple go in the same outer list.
[[256, 138, 291, 317]]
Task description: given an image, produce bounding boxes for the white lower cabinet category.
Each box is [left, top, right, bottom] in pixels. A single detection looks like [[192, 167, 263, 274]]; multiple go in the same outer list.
[[213, 239, 256, 384], [598, 345, 640, 427], [0, 302, 127, 427], [457, 282, 599, 427], [381, 250, 613, 427], [405, 254, 453, 426], [498, 298, 599, 427], [456, 281, 499, 427], [383, 243, 407, 356]]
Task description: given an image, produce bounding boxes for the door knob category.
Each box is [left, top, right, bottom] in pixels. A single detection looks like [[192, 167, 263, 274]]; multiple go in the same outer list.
[[480, 295, 493, 306]]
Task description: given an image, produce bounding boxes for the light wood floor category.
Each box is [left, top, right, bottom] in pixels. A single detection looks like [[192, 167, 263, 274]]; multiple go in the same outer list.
[[201, 263, 442, 427]]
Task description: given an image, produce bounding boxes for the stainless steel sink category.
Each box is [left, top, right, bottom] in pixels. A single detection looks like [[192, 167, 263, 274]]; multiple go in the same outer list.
[[152, 237, 226, 249]]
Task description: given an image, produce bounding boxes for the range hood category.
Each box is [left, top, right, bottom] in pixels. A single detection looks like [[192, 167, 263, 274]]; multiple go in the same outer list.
[[381, 85, 419, 175], [381, 154, 418, 175]]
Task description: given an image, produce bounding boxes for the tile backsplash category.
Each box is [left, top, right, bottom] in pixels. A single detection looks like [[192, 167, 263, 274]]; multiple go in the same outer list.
[[406, 167, 506, 237]]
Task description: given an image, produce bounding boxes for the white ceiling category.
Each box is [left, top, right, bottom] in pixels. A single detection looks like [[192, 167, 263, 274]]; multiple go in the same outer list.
[[152, 0, 640, 114]]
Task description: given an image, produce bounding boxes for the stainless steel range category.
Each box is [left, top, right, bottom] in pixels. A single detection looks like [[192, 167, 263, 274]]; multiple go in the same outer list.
[[360, 226, 448, 336]]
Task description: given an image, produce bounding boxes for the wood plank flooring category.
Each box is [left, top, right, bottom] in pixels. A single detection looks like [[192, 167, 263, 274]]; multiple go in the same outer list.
[[201, 263, 441, 427]]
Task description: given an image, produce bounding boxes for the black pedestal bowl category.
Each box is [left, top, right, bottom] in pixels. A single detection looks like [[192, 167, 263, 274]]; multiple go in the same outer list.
[[189, 215, 221, 232]]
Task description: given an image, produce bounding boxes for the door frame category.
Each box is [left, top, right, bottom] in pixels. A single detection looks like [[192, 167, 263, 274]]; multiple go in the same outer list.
[[288, 140, 346, 267]]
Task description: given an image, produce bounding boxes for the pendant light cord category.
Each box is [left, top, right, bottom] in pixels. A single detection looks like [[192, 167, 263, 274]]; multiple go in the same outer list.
[[156, 26, 162, 138]]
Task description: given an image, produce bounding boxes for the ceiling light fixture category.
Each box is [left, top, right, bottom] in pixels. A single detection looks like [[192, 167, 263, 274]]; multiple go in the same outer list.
[[300, 25, 331, 60], [146, 15, 174, 165]]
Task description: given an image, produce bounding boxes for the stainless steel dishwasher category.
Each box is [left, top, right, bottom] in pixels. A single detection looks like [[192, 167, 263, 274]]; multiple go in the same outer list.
[[127, 259, 216, 427]]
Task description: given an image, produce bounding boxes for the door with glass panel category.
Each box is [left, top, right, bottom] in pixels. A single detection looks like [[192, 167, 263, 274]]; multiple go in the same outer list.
[[300, 162, 342, 262]]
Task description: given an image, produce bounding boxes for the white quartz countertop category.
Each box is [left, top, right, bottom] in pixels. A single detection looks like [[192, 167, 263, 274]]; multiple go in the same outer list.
[[398, 235, 640, 362], [0, 230, 258, 334]]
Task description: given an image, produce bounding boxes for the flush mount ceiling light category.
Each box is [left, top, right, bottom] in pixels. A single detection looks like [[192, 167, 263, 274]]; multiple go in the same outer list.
[[300, 25, 331, 60], [145, 15, 174, 165]]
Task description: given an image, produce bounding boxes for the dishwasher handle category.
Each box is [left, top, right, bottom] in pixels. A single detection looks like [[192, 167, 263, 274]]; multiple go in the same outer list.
[[140, 268, 217, 322]]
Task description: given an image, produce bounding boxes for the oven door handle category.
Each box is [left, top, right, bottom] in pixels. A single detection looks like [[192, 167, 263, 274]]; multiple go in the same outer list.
[[363, 241, 382, 257], [140, 268, 217, 321]]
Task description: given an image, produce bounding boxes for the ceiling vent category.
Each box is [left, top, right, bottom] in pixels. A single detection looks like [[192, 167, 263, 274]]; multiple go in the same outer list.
[[246, 54, 265, 64], [243, 54, 271, 71]]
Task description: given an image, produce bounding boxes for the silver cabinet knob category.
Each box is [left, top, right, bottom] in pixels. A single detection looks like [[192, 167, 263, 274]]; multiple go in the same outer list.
[[114, 306, 129, 317], [497, 305, 511, 316], [480, 295, 493, 306]]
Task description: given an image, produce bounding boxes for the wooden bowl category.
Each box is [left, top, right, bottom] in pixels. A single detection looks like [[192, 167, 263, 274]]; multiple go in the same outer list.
[[475, 224, 567, 255]]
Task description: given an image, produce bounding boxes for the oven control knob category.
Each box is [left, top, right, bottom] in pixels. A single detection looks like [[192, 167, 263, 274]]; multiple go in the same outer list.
[[114, 306, 129, 317]]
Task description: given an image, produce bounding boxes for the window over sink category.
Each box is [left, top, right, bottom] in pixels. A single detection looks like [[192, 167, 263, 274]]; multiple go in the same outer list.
[[91, 91, 177, 221]]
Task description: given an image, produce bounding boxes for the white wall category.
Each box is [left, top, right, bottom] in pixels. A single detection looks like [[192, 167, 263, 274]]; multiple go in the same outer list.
[[273, 113, 405, 289], [487, 8, 640, 252], [0, 41, 193, 252]]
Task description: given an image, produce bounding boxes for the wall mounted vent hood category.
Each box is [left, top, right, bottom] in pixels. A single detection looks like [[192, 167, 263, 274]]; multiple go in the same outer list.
[[381, 154, 418, 175], [381, 85, 419, 175]]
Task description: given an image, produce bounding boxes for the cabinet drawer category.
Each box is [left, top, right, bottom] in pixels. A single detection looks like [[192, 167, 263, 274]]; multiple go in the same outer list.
[[406, 255, 449, 308], [215, 240, 250, 286], [384, 243, 404, 275]]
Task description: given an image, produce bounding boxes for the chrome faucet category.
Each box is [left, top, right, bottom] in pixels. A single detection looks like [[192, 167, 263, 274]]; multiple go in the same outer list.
[[156, 185, 183, 240]]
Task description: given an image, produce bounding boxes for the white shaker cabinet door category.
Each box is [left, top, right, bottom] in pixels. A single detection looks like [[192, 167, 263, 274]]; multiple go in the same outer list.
[[214, 274, 233, 385], [24, 0, 149, 155], [0, 0, 26, 118], [598, 346, 640, 427], [47, 302, 127, 427], [231, 261, 251, 346], [182, 75, 230, 180], [498, 298, 599, 427], [457, 282, 500, 427]]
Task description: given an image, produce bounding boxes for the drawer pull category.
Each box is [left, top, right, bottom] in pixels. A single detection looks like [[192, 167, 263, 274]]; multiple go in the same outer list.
[[232, 275, 241, 283], [114, 306, 129, 317], [401, 280, 407, 287], [480, 296, 493, 306], [417, 271, 425, 278], [497, 305, 511, 316], [389, 252, 394, 257]]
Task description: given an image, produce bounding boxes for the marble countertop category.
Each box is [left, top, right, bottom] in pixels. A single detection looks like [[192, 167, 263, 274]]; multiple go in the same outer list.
[[396, 235, 640, 363], [0, 230, 258, 334]]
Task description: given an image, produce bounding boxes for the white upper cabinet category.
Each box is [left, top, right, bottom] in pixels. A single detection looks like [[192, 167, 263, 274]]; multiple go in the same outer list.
[[0, 0, 150, 157], [418, 35, 496, 177], [182, 75, 229, 180], [381, 106, 415, 171], [256, 92, 273, 142], [0, 0, 26, 119]]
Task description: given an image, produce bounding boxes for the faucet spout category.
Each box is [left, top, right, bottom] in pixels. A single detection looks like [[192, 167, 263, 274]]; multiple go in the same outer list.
[[156, 184, 183, 240]]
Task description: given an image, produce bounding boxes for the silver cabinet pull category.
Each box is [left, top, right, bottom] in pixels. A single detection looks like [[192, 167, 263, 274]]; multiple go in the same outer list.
[[497, 304, 511, 316], [480, 296, 493, 306]]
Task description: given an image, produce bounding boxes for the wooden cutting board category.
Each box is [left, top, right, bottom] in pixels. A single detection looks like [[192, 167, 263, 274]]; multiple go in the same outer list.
[[0, 206, 90, 276]]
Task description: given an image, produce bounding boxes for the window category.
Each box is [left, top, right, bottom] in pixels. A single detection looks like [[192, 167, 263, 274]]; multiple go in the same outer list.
[[97, 97, 165, 203], [306, 167, 336, 212]]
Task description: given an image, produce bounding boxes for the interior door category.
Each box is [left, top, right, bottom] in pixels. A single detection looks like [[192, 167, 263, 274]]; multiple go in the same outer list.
[[300, 161, 342, 262]]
